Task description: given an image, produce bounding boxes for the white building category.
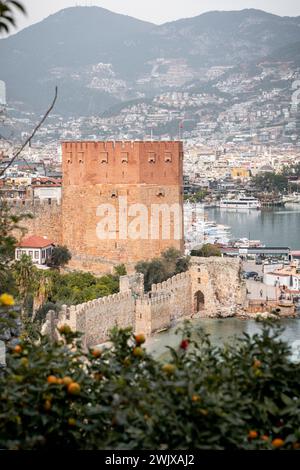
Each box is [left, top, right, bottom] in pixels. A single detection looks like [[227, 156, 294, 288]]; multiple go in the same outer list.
[[15, 235, 55, 266], [33, 185, 61, 203], [264, 264, 300, 292]]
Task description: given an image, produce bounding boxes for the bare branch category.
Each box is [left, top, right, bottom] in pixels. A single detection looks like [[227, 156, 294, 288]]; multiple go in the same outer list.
[[0, 86, 58, 177]]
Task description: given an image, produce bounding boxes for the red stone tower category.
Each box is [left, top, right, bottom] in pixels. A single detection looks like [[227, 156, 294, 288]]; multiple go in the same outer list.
[[62, 141, 184, 273]]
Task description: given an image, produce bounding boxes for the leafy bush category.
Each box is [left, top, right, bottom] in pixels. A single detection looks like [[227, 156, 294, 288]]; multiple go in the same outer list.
[[252, 173, 288, 193], [136, 248, 190, 291], [47, 270, 120, 305], [0, 321, 300, 450], [48, 245, 72, 268], [191, 244, 222, 257]]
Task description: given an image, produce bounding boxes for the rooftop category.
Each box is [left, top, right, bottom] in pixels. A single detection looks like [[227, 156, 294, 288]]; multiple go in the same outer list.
[[18, 235, 55, 249]]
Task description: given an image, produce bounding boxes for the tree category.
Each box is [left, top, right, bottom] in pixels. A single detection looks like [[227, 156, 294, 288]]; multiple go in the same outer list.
[[252, 173, 288, 193], [135, 258, 167, 292], [136, 248, 190, 291], [48, 246, 72, 269], [1, 321, 300, 449], [191, 244, 222, 257], [0, 201, 31, 289], [185, 190, 208, 203], [13, 254, 37, 319], [113, 264, 127, 277], [0, 1, 26, 34]]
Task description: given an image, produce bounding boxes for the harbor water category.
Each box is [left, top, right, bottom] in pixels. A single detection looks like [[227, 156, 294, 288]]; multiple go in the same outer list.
[[206, 203, 300, 249], [148, 203, 300, 356], [146, 318, 300, 360]]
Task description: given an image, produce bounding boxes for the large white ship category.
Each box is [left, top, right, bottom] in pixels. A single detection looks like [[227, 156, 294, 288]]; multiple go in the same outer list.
[[220, 196, 261, 210]]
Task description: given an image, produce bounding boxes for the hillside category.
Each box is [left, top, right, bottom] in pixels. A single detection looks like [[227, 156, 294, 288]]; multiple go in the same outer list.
[[0, 7, 300, 116]]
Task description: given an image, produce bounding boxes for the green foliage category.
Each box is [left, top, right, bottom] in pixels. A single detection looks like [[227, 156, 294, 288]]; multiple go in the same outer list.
[[0, 295, 20, 344], [113, 264, 127, 277], [0, 321, 300, 449], [48, 245, 72, 268], [191, 244, 222, 257], [252, 173, 289, 193], [0, 201, 31, 287], [185, 190, 208, 203], [135, 248, 190, 291], [0, 0, 26, 34], [13, 254, 37, 318], [46, 270, 120, 306]]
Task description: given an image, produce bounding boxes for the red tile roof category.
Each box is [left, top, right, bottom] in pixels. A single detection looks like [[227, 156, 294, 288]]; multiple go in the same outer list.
[[18, 235, 55, 248]]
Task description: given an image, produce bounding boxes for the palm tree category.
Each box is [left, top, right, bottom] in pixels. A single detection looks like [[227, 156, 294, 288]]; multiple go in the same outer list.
[[32, 272, 53, 322], [0, 1, 26, 34], [13, 254, 37, 319]]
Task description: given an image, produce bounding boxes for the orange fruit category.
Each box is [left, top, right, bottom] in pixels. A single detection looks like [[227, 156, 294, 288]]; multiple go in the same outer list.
[[272, 438, 284, 448], [47, 375, 58, 384], [192, 394, 201, 402], [44, 400, 52, 411], [13, 345, 22, 354], [68, 418, 76, 426], [132, 347, 144, 357], [67, 382, 81, 395], [248, 430, 258, 439], [94, 373, 103, 381], [56, 378, 63, 385], [293, 442, 300, 450], [134, 334, 146, 345], [58, 324, 72, 334], [261, 435, 269, 441], [92, 348, 102, 358], [253, 359, 262, 369], [162, 364, 176, 374], [62, 376, 73, 386]]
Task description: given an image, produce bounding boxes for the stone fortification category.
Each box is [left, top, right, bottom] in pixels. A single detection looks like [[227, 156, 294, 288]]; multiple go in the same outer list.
[[50, 257, 246, 348]]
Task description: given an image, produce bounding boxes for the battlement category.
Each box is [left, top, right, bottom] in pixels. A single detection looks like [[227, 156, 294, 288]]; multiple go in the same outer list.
[[64, 291, 133, 316], [62, 140, 183, 186], [6, 199, 61, 210], [136, 292, 172, 307], [151, 271, 190, 292], [52, 257, 246, 347]]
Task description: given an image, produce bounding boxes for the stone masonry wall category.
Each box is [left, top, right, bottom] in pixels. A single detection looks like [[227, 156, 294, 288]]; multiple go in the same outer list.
[[190, 257, 246, 317], [9, 200, 62, 245], [52, 257, 247, 348], [57, 292, 135, 348], [61, 141, 184, 274]]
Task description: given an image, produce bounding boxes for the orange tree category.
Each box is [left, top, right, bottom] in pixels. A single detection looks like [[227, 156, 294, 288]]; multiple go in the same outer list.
[[1, 319, 300, 450]]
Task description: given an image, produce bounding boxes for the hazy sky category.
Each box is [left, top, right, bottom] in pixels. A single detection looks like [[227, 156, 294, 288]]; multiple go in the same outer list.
[[13, 0, 300, 32]]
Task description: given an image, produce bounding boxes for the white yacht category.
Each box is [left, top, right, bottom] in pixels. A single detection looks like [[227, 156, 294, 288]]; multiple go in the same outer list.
[[220, 196, 261, 210]]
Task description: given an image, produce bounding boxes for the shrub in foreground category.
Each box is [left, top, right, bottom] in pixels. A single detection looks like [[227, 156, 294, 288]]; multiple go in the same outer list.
[[0, 321, 300, 450]]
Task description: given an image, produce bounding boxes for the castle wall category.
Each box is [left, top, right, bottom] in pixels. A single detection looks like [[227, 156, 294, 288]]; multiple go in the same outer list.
[[58, 292, 135, 347], [61, 141, 184, 274], [49, 258, 247, 347], [10, 200, 62, 245], [190, 257, 246, 317], [8, 141, 184, 274], [135, 294, 172, 336], [151, 271, 192, 321], [61, 183, 183, 273]]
